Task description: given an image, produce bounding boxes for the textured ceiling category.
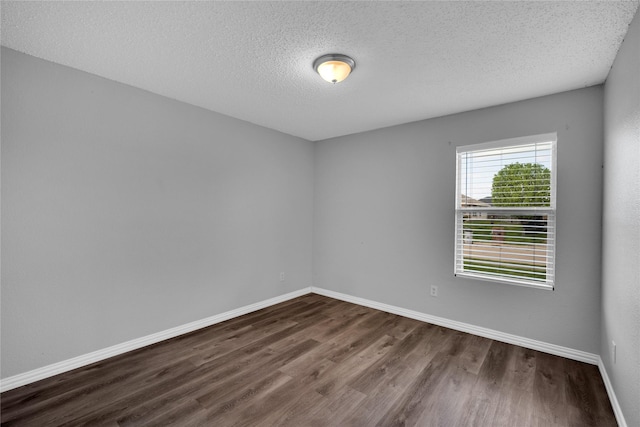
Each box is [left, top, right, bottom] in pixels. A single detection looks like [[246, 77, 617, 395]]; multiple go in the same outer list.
[[1, 1, 638, 141]]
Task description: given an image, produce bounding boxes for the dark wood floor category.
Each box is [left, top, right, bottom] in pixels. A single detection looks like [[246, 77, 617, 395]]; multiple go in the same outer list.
[[1, 294, 616, 426]]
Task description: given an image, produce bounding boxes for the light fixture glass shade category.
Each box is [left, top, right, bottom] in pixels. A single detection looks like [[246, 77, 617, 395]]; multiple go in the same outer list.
[[314, 54, 355, 83], [316, 60, 352, 83]]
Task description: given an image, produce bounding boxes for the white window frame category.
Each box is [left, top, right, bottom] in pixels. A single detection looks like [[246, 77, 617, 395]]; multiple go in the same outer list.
[[454, 133, 557, 290]]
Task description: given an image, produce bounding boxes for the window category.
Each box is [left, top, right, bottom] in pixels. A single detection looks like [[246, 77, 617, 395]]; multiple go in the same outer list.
[[454, 133, 557, 290]]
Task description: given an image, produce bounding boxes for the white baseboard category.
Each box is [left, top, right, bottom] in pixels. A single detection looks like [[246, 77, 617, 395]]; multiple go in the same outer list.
[[598, 357, 627, 427], [311, 286, 599, 365], [0, 288, 312, 393]]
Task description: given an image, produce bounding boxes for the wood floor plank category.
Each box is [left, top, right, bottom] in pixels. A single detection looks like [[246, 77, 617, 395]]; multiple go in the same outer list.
[[347, 322, 435, 395], [14, 314, 315, 425], [482, 345, 539, 426], [374, 331, 472, 426], [295, 385, 367, 427], [189, 319, 299, 366], [457, 332, 493, 375], [457, 340, 515, 426], [313, 333, 398, 398], [302, 311, 400, 365], [0, 295, 617, 426], [564, 359, 616, 427], [533, 350, 569, 426], [374, 352, 456, 426], [193, 371, 293, 422]]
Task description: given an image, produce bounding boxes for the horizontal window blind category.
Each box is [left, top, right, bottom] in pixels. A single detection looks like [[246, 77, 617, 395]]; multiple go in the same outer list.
[[454, 134, 557, 290]]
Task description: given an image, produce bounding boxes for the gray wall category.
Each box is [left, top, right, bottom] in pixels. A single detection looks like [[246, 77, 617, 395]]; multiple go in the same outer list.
[[3, 32, 634, 414], [602, 10, 640, 427], [314, 86, 604, 354], [1, 48, 314, 378]]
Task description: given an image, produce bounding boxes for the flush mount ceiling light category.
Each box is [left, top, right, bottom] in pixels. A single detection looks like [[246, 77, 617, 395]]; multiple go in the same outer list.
[[313, 54, 356, 84]]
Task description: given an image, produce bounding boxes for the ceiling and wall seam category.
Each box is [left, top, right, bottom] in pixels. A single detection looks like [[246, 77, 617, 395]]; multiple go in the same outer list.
[[1, 1, 638, 141]]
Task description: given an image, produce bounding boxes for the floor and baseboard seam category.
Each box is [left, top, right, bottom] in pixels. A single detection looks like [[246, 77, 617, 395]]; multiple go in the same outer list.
[[0, 288, 311, 393], [1, 285, 624, 425], [598, 356, 627, 427]]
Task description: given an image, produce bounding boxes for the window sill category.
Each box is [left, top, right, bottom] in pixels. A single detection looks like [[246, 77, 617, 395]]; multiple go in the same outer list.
[[455, 272, 554, 291]]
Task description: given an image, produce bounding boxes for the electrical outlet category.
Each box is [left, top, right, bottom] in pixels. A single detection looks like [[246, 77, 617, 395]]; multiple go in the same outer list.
[[430, 285, 438, 297], [612, 341, 616, 364], [280, 272, 285, 282]]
